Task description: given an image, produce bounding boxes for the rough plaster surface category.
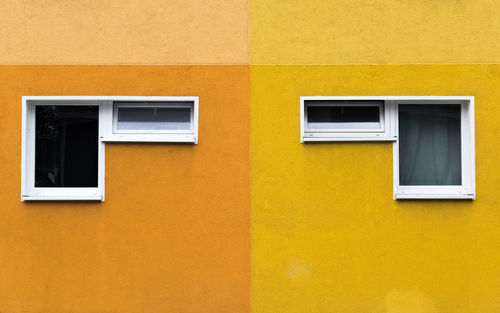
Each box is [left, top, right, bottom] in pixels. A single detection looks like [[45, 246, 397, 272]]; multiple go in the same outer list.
[[0, 65, 250, 313], [1, 0, 500, 312], [251, 64, 500, 313], [0, 0, 249, 64], [251, 0, 500, 64]]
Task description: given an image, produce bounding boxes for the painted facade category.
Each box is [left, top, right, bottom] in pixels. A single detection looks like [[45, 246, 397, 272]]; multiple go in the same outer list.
[[0, 66, 250, 312], [251, 65, 500, 312], [0, 1, 499, 312]]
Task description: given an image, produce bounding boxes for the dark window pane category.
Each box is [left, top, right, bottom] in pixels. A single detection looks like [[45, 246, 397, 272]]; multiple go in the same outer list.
[[35, 105, 99, 187], [115, 102, 191, 131], [399, 104, 461, 186], [306, 101, 380, 123]]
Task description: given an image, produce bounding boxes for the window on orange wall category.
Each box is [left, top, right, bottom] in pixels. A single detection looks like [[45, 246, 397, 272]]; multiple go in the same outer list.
[[21, 96, 199, 202], [34, 105, 99, 188], [106, 100, 198, 143], [22, 99, 104, 201]]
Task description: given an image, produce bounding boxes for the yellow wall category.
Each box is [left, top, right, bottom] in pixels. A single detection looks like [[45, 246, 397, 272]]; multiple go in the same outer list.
[[0, 66, 250, 313], [0, 0, 249, 64], [1, 0, 500, 312], [251, 65, 500, 313], [251, 0, 500, 64]]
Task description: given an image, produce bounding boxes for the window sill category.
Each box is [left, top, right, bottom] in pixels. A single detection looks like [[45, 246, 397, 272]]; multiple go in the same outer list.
[[101, 134, 197, 143], [302, 135, 397, 142], [21, 195, 104, 201], [395, 194, 475, 200]]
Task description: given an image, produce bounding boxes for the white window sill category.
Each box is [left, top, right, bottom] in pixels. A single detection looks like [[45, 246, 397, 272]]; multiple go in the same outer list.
[[302, 135, 397, 142], [22, 195, 104, 201], [395, 194, 475, 200], [101, 134, 197, 143]]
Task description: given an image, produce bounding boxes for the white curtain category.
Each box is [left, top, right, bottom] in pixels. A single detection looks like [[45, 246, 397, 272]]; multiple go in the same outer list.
[[399, 104, 462, 186]]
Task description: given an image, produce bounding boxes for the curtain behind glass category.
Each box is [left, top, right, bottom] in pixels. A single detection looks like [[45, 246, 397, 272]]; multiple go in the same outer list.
[[399, 104, 461, 185]]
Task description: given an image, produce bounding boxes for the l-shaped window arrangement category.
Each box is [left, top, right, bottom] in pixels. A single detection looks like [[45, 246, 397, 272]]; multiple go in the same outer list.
[[21, 96, 198, 201], [21, 95, 475, 201], [301, 96, 476, 200]]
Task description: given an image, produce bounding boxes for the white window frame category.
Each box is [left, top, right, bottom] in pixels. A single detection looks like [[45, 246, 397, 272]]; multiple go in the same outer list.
[[300, 96, 475, 200], [21, 96, 199, 201], [103, 97, 198, 143], [21, 97, 105, 201], [393, 97, 475, 200], [300, 96, 396, 142]]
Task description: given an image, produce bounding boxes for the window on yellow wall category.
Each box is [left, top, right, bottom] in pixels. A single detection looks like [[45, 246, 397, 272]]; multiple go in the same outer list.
[[300, 96, 475, 200], [21, 96, 199, 201], [394, 98, 475, 200], [301, 97, 396, 142]]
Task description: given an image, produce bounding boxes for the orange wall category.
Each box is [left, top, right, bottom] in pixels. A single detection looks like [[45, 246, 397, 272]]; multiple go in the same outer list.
[[0, 66, 250, 313], [0, 0, 249, 64]]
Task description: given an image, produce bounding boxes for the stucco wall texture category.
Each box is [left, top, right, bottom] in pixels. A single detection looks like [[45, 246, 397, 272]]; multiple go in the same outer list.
[[1, 0, 500, 312], [251, 65, 500, 313], [0, 0, 249, 64], [251, 0, 500, 64], [0, 66, 250, 313]]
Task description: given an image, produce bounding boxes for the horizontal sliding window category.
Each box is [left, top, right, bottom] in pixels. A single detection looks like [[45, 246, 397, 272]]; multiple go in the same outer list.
[[115, 102, 192, 132], [102, 98, 198, 143], [301, 97, 394, 142], [306, 101, 381, 130]]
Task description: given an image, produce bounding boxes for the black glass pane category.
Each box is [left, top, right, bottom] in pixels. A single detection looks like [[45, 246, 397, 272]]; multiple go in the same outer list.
[[116, 107, 191, 131], [307, 103, 380, 123], [399, 104, 461, 186], [117, 107, 190, 123], [35, 106, 99, 187]]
